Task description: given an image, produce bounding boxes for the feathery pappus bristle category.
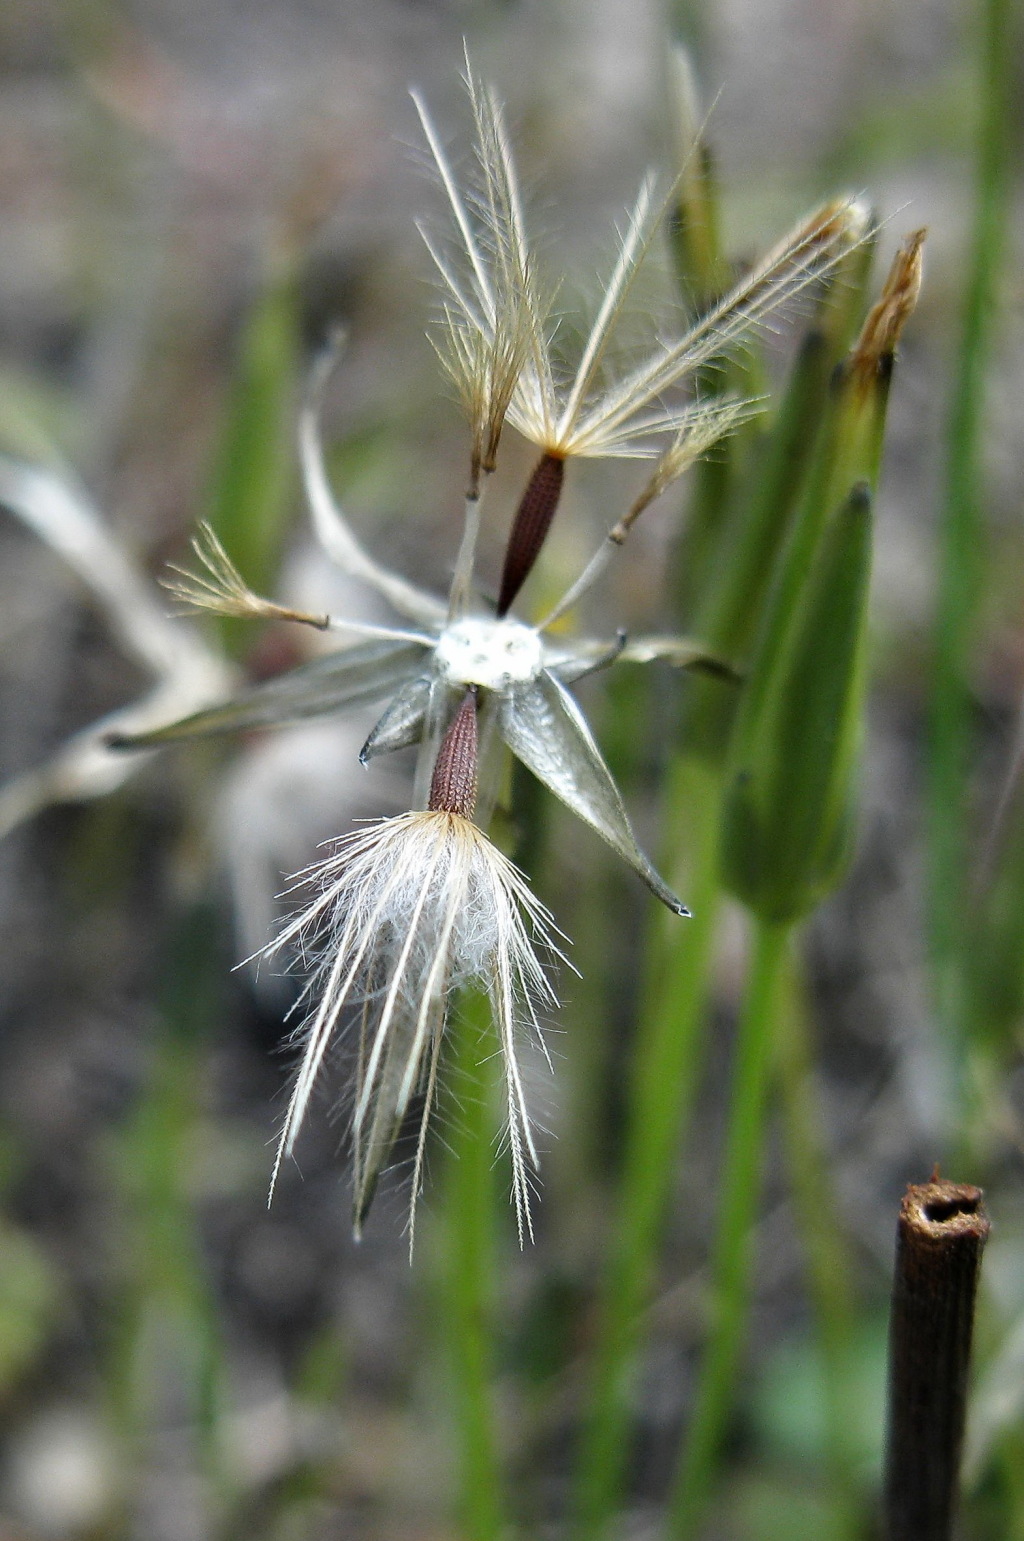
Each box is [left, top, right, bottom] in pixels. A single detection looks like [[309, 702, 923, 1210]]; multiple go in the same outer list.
[[417, 64, 870, 468], [413, 57, 551, 492], [262, 809, 564, 1253], [163, 522, 330, 630]]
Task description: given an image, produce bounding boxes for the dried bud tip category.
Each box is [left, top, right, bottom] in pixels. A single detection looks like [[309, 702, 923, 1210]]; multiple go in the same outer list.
[[427, 688, 479, 816], [853, 227, 926, 376]]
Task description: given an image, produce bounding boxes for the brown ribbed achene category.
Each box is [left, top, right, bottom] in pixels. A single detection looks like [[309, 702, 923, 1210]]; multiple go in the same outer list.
[[497, 452, 565, 616], [427, 689, 479, 817]]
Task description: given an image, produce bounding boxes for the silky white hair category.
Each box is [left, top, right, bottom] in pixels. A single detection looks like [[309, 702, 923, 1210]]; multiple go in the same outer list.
[[262, 809, 563, 1248]]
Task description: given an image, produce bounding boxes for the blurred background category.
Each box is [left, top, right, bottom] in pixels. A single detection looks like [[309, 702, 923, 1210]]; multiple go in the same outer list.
[[0, 0, 1022, 1538]]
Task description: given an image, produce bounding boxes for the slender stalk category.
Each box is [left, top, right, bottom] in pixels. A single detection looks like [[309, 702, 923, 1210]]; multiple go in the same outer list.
[[774, 950, 863, 1540], [444, 989, 505, 1541], [105, 902, 229, 1532], [883, 1180, 990, 1541], [664, 915, 791, 1540], [572, 757, 724, 1539], [926, 0, 1014, 1112], [999, 1436, 1024, 1541]]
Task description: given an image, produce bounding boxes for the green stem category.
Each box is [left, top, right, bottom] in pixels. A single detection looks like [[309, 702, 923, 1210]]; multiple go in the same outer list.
[[664, 915, 791, 1540], [775, 949, 863, 1540], [1001, 1433, 1024, 1541], [573, 758, 723, 1539], [926, 0, 1014, 1118], [105, 903, 229, 1533], [444, 991, 505, 1541]]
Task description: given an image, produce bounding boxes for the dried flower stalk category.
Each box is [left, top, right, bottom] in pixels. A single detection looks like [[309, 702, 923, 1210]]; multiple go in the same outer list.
[[884, 1178, 990, 1541]]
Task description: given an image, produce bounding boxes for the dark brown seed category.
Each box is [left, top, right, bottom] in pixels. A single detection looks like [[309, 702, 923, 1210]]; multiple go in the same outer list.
[[497, 452, 565, 616], [427, 689, 479, 818]]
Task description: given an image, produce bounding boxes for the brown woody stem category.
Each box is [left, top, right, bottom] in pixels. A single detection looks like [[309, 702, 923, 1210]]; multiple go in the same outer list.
[[427, 689, 479, 818], [497, 452, 565, 616], [884, 1179, 990, 1541]]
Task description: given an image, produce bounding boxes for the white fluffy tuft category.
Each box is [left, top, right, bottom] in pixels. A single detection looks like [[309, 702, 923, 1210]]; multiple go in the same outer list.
[[262, 810, 564, 1250]]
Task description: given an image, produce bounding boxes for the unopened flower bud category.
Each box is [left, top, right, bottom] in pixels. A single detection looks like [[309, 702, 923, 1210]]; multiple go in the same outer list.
[[721, 482, 873, 922]]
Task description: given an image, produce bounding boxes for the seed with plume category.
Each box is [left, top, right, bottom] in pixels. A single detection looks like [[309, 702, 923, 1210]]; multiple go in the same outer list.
[[262, 687, 563, 1250]]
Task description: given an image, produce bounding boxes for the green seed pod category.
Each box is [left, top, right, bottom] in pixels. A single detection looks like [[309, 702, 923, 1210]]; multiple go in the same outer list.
[[717, 231, 925, 922], [721, 481, 873, 922], [680, 327, 837, 762], [677, 219, 881, 761]]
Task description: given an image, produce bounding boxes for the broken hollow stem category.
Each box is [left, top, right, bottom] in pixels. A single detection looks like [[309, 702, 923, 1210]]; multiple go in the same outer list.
[[884, 1180, 990, 1541]]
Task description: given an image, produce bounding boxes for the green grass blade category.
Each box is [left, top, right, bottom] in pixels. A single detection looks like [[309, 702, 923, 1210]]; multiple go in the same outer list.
[[572, 756, 724, 1539], [926, 0, 1015, 1116], [104, 902, 230, 1526], [775, 949, 864, 1540], [663, 916, 791, 1540], [442, 989, 506, 1541], [205, 273, 301, 655]]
